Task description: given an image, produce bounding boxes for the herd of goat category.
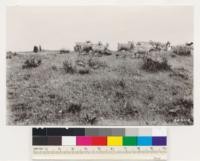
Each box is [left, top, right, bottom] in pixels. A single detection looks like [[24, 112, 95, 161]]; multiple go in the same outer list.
[[72, 40, 193, 58], [6, 41, 193, 60]]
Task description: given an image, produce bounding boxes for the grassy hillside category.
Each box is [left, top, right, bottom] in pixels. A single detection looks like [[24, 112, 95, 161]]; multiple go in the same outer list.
[[7, 50, 193, 125]]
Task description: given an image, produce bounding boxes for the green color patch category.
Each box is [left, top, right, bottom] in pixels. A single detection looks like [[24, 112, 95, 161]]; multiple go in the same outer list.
[[123, 136, 137, 146]]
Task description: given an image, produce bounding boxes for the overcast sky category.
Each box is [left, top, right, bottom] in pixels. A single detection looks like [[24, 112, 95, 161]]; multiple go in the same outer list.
[[7, 6, 193, 51]]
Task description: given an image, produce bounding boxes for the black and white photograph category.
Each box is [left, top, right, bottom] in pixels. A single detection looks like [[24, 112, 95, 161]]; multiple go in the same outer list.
[[6, 6, 193, 125]]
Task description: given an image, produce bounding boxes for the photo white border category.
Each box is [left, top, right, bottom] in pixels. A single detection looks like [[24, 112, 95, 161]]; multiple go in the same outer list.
[[0, 0, 200, 160]]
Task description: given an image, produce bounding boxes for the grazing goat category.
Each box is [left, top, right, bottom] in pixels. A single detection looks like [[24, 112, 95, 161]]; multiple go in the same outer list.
[[117, 41, 134, 51], [74, 41, 93, 53], [186, 42, 193, 46], [92, 43, 109, 54]]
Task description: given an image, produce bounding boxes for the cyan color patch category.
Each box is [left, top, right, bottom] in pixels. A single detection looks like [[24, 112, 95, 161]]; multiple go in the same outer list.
[[137, 137, 152, 146]]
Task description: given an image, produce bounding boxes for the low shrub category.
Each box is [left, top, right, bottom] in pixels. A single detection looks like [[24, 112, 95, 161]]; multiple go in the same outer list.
[[67, 102, 82, 114], [142, 52, 171, 72], [88, 57, 107, 69], [169, 68, 189, 80], [63, 57, 91, 74], [77, 66, 90, 74], [76, 56, 88, 67], [6, 51, 17, 59], [171, 53, 176, 58], [76, 56, 90, 74], [60, 49, 70, 54], [51, 65, 57, 71], [80, 110, 98, 125], [23, 74, 31, 80], [173, 45, 192, 56], [63, 58, 76, 74], [22, 56, 42, 69], [121, 100, 140, 118], [99, 49, 112, 55]]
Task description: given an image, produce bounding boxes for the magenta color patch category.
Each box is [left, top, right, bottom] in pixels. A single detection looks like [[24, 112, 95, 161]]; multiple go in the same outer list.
[[76, 136, 92, 146]]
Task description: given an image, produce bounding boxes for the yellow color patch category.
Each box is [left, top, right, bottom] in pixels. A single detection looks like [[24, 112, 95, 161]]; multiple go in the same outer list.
[[107, 136, 123, 146]]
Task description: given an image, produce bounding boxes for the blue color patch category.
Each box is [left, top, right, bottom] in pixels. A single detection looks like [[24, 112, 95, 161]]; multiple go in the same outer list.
[[137, 137, 152, 146], [152, 137, 167, 146]]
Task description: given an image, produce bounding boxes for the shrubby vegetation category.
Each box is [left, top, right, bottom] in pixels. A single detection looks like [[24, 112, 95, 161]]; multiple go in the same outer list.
[[22, 56, 42, 69], [60, 49, 70, 54], [173, 45, 192, 56], [7, 41, 193, 125], [142, 51, 171, 72]]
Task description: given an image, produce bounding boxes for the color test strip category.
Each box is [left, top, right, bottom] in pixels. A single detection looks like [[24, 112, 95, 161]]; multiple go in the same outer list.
[[76, 136, 108, 146], [47, 128, 85, 136], [123, 136, 137, 146], [33, 128, 166, 137], [92, 136, 107, 146], [152, 137, 167, 146], [33, 136, 62, 146], [33, 136, 167, 146], [152, 128, 167, 136], [47, 136, 62, 146], [97, 128, 112, 136], [137, 137, 152, 146], [138, 129, 152, 136], [125, 128, 138, 136], [62, 136, 76, 146], [77, 136, 92, 146], [33, 128, 47, 136], [111, 128, 125, 136], [32, 128, 167, 146], [33, 136, 47, 146], [85, 128, 100, 136], [107, 136, 123, 146]]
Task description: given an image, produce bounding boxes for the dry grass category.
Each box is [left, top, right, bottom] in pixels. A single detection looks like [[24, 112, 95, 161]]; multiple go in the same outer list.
[[7, 50, 193, 125]]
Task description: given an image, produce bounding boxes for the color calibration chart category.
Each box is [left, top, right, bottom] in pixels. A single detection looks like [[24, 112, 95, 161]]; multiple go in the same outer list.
[[32, 128, 167, 161]]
